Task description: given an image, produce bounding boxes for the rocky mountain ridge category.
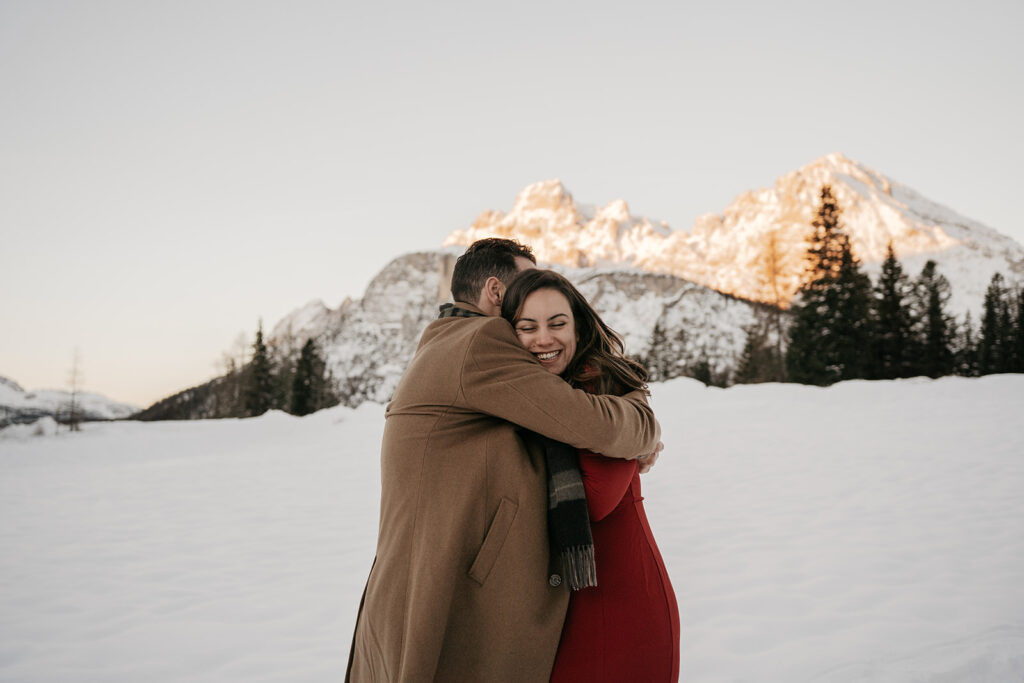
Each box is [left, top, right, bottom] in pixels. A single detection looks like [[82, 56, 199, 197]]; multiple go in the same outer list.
[[137, 153, 1022, 416], [265, 250, 765, 407], [444, 153, 1024, 315]]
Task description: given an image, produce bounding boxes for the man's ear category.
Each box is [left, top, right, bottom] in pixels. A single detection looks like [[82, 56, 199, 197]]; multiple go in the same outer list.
[[483, 276, 503, 307]]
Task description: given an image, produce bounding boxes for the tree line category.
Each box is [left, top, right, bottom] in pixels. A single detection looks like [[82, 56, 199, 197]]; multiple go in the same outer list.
[[223, 321, 340, 417], [135, 322, 340, 421], [738, 185, 1024, 385]]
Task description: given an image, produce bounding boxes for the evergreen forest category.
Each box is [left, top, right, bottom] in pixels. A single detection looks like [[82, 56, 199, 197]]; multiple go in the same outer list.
[[735, 186, 1024, 386], [134, 322, 340, 420]]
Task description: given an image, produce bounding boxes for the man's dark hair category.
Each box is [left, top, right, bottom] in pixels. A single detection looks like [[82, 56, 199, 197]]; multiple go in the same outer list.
[[450, 238, 536, 303]]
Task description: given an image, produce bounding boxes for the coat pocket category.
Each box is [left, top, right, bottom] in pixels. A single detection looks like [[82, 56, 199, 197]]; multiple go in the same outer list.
[[468, 497, 518, 586]]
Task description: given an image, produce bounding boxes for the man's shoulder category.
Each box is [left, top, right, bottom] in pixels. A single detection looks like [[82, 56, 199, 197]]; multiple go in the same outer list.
[[412, 316, 526, 376], [392, 316, 525, 405], [422, 314, 514, 345]]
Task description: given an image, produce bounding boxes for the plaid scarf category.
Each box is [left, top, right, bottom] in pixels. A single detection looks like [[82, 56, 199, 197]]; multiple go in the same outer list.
[[438, 303, 484, 319], [527, 432, 597, 591]]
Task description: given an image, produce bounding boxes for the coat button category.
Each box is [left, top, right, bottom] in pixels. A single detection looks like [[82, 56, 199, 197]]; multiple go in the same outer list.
[[549, 574, 562, 587]]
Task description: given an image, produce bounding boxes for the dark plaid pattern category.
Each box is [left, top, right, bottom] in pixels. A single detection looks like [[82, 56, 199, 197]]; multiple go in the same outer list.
[[438, 303, 485, 319], [528, 432, 597, 591]]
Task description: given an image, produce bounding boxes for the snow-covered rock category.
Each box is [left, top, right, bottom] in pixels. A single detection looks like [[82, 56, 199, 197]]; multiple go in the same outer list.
[[269, 299, 334, 342], [266, 252, 763, 406], [0, 416, 59, 440]]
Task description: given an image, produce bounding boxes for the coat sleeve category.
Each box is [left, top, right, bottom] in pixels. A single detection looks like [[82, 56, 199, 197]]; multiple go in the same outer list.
[[460, 317, 660, 460], [578, 452, 638, 521]]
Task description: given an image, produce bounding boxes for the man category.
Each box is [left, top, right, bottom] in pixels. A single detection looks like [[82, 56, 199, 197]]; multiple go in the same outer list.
[[347, 238, 661, 682]]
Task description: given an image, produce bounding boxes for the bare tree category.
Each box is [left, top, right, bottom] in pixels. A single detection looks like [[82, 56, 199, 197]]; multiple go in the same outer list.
[[66, 348, 83, 432], [232, 332, 250, 369], [227, 332, 251, 415], [757, 229, 790, 370], [208, 331, 253, 417], [762, 229, 783, 308]]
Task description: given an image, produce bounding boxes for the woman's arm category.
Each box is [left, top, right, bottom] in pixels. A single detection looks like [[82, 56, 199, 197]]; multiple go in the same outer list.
[[578, 451, 637, 522]]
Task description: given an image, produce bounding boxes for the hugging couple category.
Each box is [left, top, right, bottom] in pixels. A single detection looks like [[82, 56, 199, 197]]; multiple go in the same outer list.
[[347, 238, 679, 682]]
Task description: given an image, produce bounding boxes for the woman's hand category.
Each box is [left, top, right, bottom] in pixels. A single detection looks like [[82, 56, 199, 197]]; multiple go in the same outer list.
[[637, 441, 664, 474]]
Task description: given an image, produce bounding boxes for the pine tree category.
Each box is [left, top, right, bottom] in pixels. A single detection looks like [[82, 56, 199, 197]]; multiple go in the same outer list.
[[645, 320, 671, 382], [953, 312, 978, 377], [736, 312, 785, 384], [978, 273, 1009, 374], [644, 314, 688, 382], [832, 242, 873, 379], [914, 260, 955, 378], [244, 320, 276, 416], [785, 305, 831, 384], [997, 285, 1015, 373], [736, 326, 764, 384], [1013, 287, 1024, 372], [869, 242, 912, 378], [737, 333, 778, 383], [291, 338, 328, 416], [786, 185, 870, 384], [689, 358, 713, 386], [270, 328, 301, 413], [786, 186, 841, 384]]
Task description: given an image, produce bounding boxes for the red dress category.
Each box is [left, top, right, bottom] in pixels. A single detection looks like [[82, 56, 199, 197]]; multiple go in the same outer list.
[[549, 450, 680, 682]]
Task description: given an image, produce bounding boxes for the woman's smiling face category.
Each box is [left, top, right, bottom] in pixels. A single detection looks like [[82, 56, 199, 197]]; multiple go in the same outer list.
[[513, 288, 577, 376]]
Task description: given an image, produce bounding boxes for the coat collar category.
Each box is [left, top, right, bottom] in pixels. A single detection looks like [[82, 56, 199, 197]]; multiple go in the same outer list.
[[438, 301, 488, 318]]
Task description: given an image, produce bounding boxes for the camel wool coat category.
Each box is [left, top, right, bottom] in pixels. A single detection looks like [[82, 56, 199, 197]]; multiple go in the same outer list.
[[346, 305, 661, 682]]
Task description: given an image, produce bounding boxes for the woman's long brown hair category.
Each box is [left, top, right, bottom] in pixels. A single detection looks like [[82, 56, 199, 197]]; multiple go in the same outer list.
[[501, 269, 649, 395]]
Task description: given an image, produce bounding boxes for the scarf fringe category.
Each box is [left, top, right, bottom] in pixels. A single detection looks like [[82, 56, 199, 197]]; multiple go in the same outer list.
[[561, 545, 597, 591]]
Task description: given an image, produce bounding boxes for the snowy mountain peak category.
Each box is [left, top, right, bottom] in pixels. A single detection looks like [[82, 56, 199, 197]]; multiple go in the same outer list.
[[0, 375, 25, 393], [444, 155, 1024, 314], [447, 178, 671, 269], [269, 299, 331, 342], [812, 151, 889, 186], [765, 152, 957, 259], [595, 198, 631, 225], [512, 178, 576, 212]]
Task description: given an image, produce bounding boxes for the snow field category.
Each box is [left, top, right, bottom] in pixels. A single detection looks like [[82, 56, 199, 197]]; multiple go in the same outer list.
[[645, 376, 1024, 681], [1, 376, 1023, 682]]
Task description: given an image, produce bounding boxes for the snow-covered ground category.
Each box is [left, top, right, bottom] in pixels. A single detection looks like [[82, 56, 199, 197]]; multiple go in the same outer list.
[[1, 376, 1022, 682]]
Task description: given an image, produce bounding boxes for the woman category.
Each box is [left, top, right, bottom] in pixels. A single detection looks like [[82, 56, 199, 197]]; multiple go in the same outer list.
[[501, 269, 680, 682]]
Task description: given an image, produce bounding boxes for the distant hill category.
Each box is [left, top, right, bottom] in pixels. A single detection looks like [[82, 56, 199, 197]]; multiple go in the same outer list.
[[0, 375, 138, 428]]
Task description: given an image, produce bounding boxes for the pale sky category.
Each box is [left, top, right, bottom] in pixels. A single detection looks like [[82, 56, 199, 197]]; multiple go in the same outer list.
[[2, 0, 1022, 407]]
